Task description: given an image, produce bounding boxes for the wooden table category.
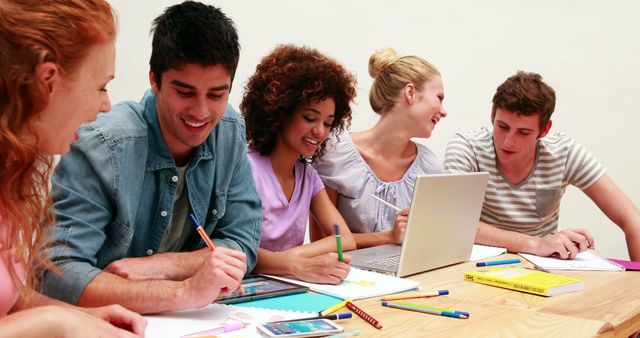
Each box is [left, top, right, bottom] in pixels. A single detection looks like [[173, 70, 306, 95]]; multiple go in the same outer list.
[[340, 254, 640, 337]]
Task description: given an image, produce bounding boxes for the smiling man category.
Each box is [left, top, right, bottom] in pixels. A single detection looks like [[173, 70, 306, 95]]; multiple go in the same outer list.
[[42, 1, 262, 314], [444, 71, 640, 261]]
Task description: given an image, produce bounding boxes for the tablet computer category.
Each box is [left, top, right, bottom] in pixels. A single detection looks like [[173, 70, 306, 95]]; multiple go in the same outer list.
[[214, 275, 309, 304]]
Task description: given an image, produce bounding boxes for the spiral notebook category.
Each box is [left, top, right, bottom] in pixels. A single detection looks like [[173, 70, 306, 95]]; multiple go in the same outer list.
[[519, 251, 625, 271]]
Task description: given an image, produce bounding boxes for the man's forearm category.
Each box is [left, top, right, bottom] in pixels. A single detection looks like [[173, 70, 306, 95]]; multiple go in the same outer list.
[[77, 271, 192, 314], [475, 222, 538, 253]]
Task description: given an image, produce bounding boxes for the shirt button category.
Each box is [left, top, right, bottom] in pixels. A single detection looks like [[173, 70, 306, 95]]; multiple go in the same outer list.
[[146, 249, 154, 256], [160, 210, 168, 217], [171, 175, 179, 182], [211, 209, 218, 216]]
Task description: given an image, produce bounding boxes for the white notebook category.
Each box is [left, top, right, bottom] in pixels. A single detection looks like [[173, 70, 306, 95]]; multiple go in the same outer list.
[[469, 244, 507, 262], [520, 251, 625, 271], [265, 267, 420, 300]]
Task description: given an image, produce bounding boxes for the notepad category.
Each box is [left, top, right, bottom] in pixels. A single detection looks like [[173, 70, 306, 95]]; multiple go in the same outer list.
[[606, 258, 640, 271], [265, 267, 420, 300], [469, 244, 507, 262], [519, 251, 625, 271]]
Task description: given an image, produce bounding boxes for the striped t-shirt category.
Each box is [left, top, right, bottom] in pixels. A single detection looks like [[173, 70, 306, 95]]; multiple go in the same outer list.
[[444, 127, 605, 236]]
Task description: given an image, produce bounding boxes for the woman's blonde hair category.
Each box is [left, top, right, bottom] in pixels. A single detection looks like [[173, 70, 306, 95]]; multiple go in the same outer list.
[[0, 0, 116, 300], [368, 47, 440, 114]]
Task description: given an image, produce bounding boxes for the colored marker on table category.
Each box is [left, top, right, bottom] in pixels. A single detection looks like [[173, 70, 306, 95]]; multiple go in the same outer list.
[[395, 302, 470, 318], [382, 301, 469, 319], [476, 258, 521, 267], [268, 312, 352, 323], [334, 224, 343, 262], [381, 290, 449, 301], [320, 298, 352, 316]]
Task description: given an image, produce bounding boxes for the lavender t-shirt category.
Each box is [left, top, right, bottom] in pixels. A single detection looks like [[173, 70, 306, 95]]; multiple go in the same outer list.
[[247, 149, 325, 251]]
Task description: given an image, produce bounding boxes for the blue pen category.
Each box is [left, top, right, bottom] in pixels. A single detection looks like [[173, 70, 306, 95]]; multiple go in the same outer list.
[[476, 258, 521, 267]]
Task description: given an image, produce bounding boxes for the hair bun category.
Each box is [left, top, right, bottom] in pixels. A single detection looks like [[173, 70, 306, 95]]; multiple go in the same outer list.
[[368, 47, 399, 79]]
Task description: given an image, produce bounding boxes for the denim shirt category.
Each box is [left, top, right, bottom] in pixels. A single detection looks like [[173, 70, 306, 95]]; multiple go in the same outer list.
[[42, 90, 262, 304]]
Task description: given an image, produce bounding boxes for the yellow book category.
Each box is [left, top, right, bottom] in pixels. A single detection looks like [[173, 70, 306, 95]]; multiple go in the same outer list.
[[464, 267, 584, 296]]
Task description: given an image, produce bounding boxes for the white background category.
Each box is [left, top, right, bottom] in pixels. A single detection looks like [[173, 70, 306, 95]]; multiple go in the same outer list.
[[107, 0, 639, 259]]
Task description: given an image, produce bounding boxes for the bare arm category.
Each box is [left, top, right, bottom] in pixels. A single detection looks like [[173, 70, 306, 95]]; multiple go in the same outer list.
[[313, 188, 408, 249], [475, 221, 594, 260], [4, 288, 146, 337], [253, 248, 351, 284], [582, 174, 640, 260], [77, 247, 246, 314], [104, 248, 208, 281], [306, 189, 356, 254]]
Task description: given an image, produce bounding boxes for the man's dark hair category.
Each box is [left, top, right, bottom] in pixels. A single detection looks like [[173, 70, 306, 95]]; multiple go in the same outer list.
[[149, 1, 239, 88], [492, 71, 556, 129]]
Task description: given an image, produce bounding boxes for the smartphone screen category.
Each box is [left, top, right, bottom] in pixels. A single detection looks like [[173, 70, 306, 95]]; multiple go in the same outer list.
[[257, 319, 343, 337]]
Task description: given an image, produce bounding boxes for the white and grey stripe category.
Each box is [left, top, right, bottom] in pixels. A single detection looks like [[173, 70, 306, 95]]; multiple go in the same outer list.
[[444, 127, 604, 236]]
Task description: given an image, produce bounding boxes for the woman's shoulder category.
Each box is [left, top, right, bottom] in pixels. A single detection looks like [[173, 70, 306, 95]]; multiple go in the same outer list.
[[413, 141, 444, 175], [315, 132, 364, 173]]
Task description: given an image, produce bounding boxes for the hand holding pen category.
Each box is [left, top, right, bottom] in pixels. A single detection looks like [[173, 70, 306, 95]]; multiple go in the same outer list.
[[189, 213, 246, 296], [372, 195, 409, 244]]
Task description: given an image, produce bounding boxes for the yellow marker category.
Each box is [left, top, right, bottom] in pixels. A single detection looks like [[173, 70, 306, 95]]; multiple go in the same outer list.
[[319, 298, 352, 316]]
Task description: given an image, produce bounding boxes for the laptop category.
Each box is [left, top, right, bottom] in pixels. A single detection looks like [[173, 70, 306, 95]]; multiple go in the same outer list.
[[349, 172, 489, 277]]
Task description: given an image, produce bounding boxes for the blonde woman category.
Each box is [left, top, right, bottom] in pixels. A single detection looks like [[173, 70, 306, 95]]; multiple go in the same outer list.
[[313, 47, 447, 248]]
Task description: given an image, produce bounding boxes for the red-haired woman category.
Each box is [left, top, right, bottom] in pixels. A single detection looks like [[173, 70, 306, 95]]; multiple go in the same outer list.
[[0, 0, 146, 336]]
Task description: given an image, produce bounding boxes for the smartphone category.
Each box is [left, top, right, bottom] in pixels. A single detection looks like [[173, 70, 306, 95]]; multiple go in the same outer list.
[[257, 319, 343, 337]]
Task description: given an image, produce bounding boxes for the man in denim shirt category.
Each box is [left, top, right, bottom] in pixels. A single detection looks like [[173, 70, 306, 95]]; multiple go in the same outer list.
[[42, 1, 262, 314]]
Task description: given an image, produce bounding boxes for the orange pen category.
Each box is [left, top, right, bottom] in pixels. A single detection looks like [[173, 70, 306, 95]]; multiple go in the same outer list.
[[189, 213, 245, 294]]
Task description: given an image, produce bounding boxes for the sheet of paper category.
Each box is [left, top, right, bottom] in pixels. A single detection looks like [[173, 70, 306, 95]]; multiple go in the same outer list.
[[469, 244, 507, 261], [519, 251, 625, 271], [144, 303, 313, 338], [265, 267, 420, 300]]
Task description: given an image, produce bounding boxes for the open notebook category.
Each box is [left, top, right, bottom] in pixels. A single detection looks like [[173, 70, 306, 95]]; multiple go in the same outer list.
[[520, 251, 625, 271], [265, 267, 420, 300]]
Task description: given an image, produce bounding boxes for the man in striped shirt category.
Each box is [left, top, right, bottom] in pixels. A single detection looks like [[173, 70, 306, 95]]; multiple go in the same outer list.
[[444, 71, 640, 260]]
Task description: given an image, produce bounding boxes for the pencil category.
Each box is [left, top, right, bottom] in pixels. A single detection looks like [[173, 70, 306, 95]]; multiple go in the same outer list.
[[371, 194, 402, 212], [381, 290, 449, 301], [346, 301, 382, 329], [382, 301, 469, 319]]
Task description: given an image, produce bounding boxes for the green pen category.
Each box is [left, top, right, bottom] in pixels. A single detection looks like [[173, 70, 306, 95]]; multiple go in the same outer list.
[[393, 301, 470, 317], [334, 223, 343, 262]]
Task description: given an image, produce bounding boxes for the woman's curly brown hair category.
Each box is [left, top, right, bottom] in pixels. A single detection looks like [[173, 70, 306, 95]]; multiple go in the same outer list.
[[241, 44, 357, 161]]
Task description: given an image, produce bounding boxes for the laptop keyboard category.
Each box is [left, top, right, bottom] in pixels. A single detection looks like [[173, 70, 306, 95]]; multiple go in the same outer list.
[[364, 255, 400, 269]]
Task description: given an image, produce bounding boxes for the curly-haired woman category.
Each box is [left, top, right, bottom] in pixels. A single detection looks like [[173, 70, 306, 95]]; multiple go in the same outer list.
[[241, 45, 357, 284]]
